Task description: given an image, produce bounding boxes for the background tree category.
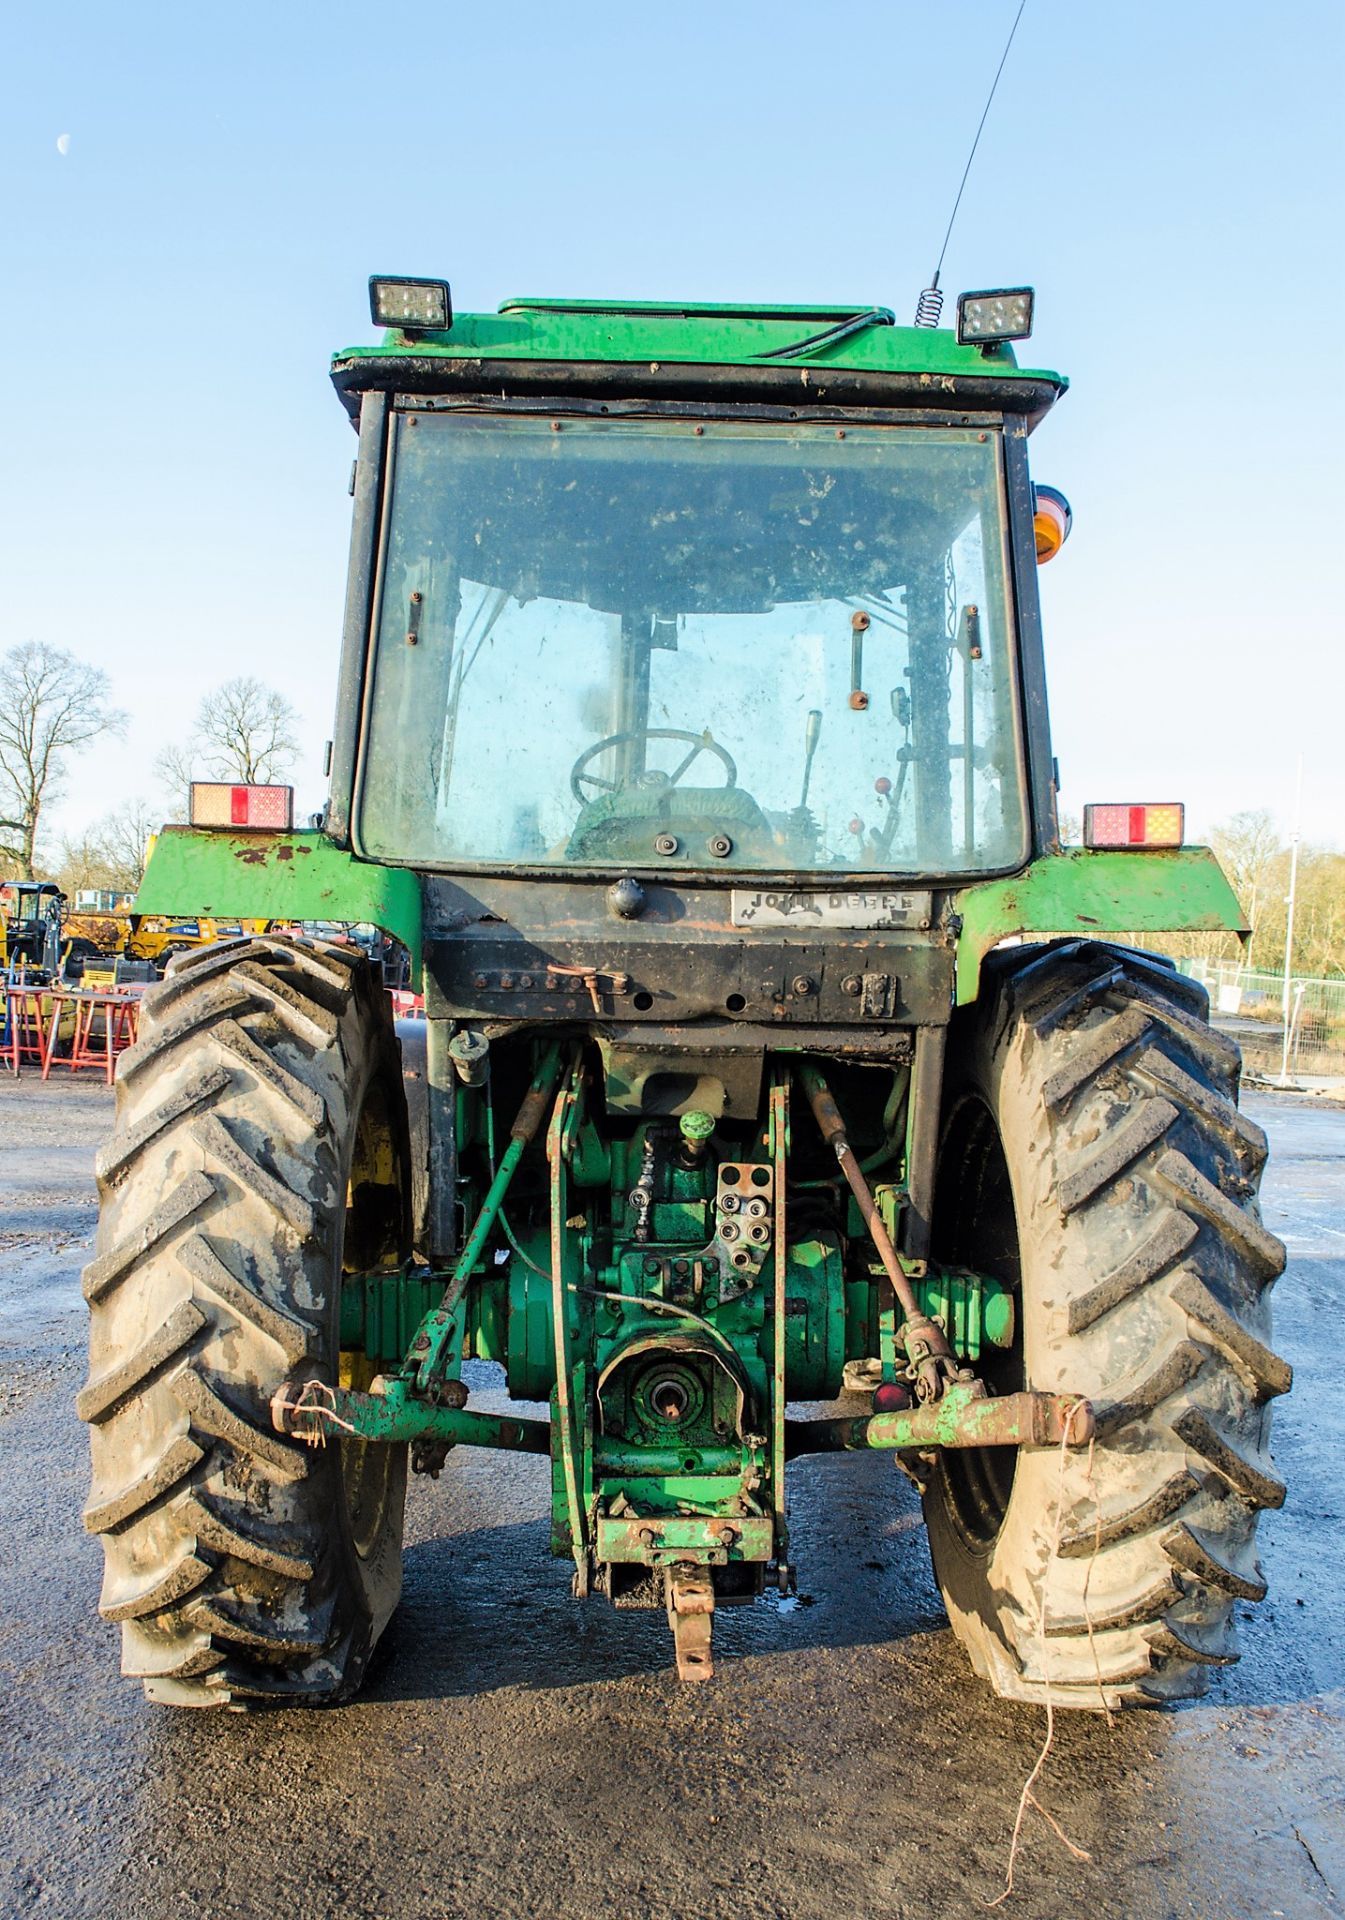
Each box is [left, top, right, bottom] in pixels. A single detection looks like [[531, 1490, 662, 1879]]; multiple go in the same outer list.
[[57, 797, 159, 897], [1210, 810, 1282, 958], [100, 796, 159, 891], [56, 828, 119, 898], [1295, 850, 1345, 978], [0, 642, 126, 878], [1243, 843, 1345, 980], [155, 676, 301, 816], [153, 742, 196, 821]]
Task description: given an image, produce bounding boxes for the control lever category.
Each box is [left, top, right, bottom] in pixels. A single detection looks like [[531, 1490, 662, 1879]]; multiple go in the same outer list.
[[799, 708, 822, 808]]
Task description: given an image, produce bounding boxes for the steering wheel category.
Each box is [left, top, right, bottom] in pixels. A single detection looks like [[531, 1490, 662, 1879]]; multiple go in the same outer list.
[[570, 728, 738, 804]]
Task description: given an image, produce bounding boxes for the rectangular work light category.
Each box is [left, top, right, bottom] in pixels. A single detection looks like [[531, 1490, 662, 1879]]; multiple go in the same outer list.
[[1083, 803, 1185, 850], [190, 783, 294, 831], [956, 287, 1035, 345], [368, 276, 452, 332]]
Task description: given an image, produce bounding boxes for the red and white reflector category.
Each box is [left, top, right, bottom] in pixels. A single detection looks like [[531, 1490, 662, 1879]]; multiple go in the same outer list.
[[1083, 802, 1184, 849], [190, 783, 294, 831]]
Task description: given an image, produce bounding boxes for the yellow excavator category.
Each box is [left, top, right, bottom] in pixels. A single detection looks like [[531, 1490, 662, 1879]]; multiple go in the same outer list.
[[3, 880, 271, 983]]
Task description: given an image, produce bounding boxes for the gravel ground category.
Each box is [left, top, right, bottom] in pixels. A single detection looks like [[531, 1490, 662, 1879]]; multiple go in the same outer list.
[[0, 1074, 1340, 1920]]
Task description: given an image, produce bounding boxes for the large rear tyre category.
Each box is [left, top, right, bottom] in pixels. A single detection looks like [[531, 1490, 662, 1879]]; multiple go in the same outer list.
[[80, 935, 410, 1707], [925, 941, 1289, 1710]]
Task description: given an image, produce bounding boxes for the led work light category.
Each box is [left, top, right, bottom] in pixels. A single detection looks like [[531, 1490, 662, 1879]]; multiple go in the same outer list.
[[1083, 803, 1185, 850], [956, 287, 1034, 345], [368, 276, 453, 332]]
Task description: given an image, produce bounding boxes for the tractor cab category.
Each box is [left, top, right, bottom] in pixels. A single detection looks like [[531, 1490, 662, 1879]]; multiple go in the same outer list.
[[334, 296, 1061, 894]]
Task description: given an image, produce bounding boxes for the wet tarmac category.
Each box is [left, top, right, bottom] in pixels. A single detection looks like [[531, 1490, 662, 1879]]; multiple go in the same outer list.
[[1, 1075, 1340, 1919]]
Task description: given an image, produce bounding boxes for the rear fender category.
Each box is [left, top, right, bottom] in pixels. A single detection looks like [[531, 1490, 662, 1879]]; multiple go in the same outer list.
[[952, 848, 1246, 1005], [132, 828, 422, 980]]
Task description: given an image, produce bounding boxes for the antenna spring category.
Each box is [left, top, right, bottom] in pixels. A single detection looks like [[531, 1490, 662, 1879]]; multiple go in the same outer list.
[[914, 0, 1029, 328], [914, 283, 944, 329]]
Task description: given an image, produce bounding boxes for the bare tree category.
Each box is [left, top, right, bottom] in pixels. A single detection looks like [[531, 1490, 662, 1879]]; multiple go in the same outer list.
[[1295, 848, 1345, 978], [0, 643, 127, 879], [1210, 810, 1282, 935], [101, 797, 159, 891], [196, 677, 300, 784], [154, 677, 301, 813], [153, 742, 196, 821], [56, 829, 120, 899], [57, 797, 158, 898]]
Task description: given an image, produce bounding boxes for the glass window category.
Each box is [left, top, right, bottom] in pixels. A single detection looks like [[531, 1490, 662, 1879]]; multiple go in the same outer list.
[[356, 412, 1026, 875]]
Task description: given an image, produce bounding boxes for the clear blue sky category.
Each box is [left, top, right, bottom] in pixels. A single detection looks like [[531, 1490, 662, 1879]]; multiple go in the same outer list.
[[3, 0, 1342, 853]]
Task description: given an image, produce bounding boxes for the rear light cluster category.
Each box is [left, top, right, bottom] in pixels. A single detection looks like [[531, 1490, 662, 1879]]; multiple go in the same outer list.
[[1083, 803, 1185, 849], [190, 783, 294, 830]]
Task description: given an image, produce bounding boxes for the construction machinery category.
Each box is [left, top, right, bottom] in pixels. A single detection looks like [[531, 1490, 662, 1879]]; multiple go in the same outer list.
[[80, 281, 1287, 1710], [121, 914, 274, 972], [0, 883, 145, 995], [59, 902, 276, 978], [56, 848, 276, 978], [1, 881, 66, 978]]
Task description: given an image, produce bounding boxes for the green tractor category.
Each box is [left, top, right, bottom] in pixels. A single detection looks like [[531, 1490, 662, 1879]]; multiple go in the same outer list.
[[80, 280, 1288, 1709]]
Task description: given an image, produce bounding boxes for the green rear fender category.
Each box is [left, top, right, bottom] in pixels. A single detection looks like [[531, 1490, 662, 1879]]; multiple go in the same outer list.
[[953, 847, 1247, 1005], [134, 829, 422, 978]]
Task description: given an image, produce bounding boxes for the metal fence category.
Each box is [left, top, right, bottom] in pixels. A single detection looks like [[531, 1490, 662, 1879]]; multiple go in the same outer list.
[[1180, 959, 1345, 1080]]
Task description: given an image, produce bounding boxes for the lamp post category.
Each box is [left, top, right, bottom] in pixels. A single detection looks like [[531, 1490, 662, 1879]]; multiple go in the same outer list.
[[1279, 757, 1303, 1086]]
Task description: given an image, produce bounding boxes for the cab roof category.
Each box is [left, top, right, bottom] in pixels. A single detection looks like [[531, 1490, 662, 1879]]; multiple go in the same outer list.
[[331, 295, 1068, 428]]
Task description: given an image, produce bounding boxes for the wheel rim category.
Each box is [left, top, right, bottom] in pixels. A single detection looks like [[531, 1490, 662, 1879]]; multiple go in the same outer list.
[[932, 1096, 1025, 1553], [339, 1350, 397, 1561], [339, 1073, 408, 1565]]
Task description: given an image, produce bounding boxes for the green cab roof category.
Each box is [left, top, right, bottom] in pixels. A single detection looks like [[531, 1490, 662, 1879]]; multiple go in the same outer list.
[[331, 294, 1068, 426]]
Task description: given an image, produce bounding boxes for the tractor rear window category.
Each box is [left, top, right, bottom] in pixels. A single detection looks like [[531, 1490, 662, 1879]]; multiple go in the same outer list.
[[355, 412, 1027, 877]]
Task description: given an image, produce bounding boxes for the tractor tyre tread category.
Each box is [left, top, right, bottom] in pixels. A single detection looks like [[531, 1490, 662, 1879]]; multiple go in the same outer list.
[[925, 940, 1288, 1711], [81, 935, 407, 1708]]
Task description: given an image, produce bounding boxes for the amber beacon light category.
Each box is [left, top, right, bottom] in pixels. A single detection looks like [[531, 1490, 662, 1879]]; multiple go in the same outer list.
[[1033, 484, 1072, 564]]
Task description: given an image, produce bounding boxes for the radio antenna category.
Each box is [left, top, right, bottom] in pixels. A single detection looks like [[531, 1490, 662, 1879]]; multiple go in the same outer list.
[[913, 0, 1029, 327]]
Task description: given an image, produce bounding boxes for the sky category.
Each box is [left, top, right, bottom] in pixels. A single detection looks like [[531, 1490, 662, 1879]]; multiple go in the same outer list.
[[3, 0, 1343, 858]]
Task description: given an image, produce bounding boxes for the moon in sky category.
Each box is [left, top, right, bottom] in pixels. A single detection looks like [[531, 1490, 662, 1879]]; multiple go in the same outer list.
[[56, 133, 71, 156]]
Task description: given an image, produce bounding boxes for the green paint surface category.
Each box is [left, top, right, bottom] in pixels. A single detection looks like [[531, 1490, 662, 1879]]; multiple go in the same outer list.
[[134, 828, 422, 973], [595, 1511, 774, 1566], [914, 1269, 1014, 1364], [953, 847, 1247, 1005], [334, 296, 1065, 393]]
